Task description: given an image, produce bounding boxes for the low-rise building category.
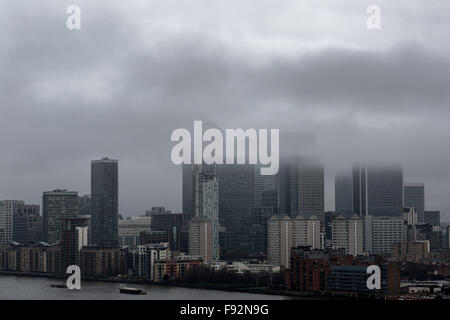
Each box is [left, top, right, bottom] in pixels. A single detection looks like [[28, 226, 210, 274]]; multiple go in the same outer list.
[[79, 246, 125, 278], [153, 255, 203, 282]]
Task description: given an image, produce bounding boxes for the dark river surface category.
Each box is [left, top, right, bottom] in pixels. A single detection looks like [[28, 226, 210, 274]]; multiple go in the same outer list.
[[0, 275, 291, 300]]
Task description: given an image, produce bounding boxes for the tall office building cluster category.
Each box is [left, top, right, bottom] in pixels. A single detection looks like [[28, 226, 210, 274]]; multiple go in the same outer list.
[[0, 156, 120, 278], [332, 163, 444, 259], [182, 157, 325, 262]]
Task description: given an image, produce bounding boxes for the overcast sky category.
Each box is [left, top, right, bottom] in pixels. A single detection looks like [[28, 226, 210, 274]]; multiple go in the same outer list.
[[0, 1, 449, 221]]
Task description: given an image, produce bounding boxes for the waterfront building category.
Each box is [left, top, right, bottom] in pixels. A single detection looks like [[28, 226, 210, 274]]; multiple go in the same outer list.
[[153, 255, 203, 282], [327, 264, 400, 296], [286, 246, 351, 293], [124, 242, 170, 280], [79, 246, 124, 277]]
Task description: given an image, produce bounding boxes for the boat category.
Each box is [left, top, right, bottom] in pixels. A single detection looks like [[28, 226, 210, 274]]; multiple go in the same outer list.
[[51, 283, 67, 288], [119, 287, 147, 295]]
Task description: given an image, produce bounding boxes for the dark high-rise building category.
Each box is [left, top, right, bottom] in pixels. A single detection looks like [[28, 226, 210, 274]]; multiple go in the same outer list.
[[252, 165, 279, 256], [13, 204, 43, 244], [404, 183, 425, 224], [424, 211, 440, 227], [279, 159, 324, 221], [91, 157, 119, 248], [43, 190, 78, 244], [352, 163, 403, 217], [335, 174, 353, 213], [216, 164, 254, 251]]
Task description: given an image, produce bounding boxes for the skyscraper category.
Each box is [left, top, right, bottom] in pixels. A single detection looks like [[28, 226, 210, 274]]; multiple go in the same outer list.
[[279, 159, 324, 222], [91, 157, 119, 248], [43, 190, 78, 244], [193, 165, 220, 260], [182, 164, 193, 216], [252, 165, 279, 256], [404, 183, 425, 224], [353, 163, 403, 217], [216, 164, 254, 251], [335, 174, 353, 213]]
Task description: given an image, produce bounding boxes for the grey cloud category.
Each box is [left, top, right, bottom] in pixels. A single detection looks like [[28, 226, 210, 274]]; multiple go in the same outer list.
[[0, 1, 450, 220]]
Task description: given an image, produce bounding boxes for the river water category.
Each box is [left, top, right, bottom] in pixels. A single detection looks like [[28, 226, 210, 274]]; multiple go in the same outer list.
[[0, 275, 290, 300]]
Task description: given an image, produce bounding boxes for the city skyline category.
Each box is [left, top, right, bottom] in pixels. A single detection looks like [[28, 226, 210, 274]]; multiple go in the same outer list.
[[1, 1, 450, 220], [0, 158, 448, 222]]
